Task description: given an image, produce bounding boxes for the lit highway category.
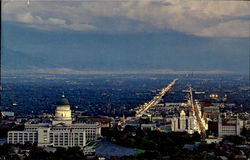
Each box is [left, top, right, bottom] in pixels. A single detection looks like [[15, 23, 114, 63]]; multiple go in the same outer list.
[[189, 87, 206, 138], [135, 78, 178, 116]]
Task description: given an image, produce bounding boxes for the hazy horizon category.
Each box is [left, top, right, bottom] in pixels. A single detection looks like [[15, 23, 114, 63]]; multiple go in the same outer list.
[[2, 0, 249, 75]]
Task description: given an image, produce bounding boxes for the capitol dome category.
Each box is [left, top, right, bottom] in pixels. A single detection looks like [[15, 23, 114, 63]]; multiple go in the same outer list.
[[53, 93, 72, 125], [57, 94, 70, 105]]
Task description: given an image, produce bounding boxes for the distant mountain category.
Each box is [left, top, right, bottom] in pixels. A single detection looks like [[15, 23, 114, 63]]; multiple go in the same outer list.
[[2, 48, 56, 70], [2, 22, 249, 74]]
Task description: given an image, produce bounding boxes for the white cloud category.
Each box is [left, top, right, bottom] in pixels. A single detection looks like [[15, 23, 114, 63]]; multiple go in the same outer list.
[[65, 23, 97, 31], [196, 20, 249, 38], [16, 12, 44, 24], [48, 18, 66, 25], [3, 0, 250, 37], [13, 11, 96, 31], [16, 12, 34, 23], [35, 16, 43, 24]]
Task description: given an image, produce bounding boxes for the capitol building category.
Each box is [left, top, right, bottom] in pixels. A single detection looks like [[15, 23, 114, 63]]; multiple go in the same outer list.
[[7, 93, 101, 148]]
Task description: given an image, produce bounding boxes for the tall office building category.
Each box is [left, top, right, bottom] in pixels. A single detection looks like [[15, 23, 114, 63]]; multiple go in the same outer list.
[[171, 110, 195, 134], [8, 93, 101, 148]]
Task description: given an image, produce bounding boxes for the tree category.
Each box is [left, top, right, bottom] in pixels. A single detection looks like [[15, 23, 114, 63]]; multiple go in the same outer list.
[[223, 135, 245, 145], [136, 151, 162, 160]]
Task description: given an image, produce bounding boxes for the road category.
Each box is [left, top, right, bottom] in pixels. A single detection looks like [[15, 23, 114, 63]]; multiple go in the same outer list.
[[189, 87, 206, 138], [135, 78, 178, 116]]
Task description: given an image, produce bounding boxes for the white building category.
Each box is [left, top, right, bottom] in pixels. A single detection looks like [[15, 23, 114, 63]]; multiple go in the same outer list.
[[140, 124, 157, 131], [1, 111, 14, 117], [8, 93, 101, 148], [171, 110, 195, 134], [218, 116, 240, 137]]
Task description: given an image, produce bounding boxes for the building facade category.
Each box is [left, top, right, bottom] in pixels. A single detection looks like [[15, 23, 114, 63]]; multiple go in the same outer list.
[[8, 93, 101, 148], [171, 110, 195, 134], [203, 105, 220, 120], [218, 116, 240, 137]]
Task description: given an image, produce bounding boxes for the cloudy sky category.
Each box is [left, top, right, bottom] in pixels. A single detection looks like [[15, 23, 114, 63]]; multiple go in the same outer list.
[[2, 0, 250, 74]]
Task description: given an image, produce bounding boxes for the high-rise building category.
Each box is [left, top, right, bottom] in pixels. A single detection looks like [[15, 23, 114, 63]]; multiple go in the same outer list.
[[7, 93, 101, 148], [171, 110, 195, 134]]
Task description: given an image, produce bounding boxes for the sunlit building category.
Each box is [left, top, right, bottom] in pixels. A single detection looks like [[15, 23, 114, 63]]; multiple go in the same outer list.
[[171, 110, 195, 134], [7, 93, 101, 148], [218, 115, 240, 137]]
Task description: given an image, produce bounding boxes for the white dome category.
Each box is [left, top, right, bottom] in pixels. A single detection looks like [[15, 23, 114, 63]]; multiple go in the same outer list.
[[53, 93, 72, 125]]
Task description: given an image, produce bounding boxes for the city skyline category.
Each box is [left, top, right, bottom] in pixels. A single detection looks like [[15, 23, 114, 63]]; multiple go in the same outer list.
[[1, 1, 250, 159]]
